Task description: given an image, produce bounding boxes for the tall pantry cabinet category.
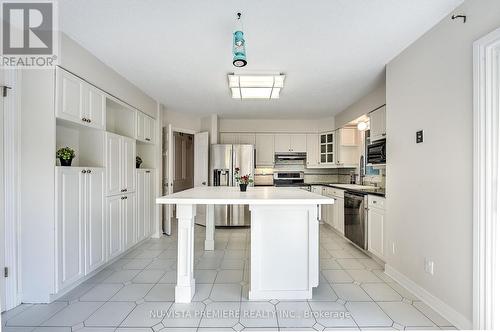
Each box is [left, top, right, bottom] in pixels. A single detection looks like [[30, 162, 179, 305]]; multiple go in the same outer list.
[[52, 66, 158, 298]]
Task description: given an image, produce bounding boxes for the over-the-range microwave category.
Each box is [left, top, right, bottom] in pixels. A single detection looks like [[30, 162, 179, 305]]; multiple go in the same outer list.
[[367, 139, 386, 165]]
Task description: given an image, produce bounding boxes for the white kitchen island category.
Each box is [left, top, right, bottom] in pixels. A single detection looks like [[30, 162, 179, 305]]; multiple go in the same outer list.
[[156, 186, 334, 303]]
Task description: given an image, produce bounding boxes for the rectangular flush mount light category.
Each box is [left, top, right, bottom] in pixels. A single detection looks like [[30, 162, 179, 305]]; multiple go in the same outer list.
[[228, 74, 285, 100]]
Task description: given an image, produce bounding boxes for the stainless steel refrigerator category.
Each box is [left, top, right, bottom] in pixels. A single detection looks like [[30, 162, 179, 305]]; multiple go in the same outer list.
[[210, 144, 254, 226]]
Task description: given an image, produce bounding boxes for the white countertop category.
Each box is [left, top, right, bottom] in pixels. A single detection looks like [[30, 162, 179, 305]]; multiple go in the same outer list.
[[156, 187, 335, 205]]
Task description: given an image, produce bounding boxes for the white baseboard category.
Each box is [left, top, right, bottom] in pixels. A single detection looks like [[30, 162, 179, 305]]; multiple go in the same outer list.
[[384, 264, 471, 330]]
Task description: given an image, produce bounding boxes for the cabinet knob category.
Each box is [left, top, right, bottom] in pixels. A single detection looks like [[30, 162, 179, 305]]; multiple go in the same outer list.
[[121, 196, 125, 200], [145, 138, 151, 141], [87, 169, 91, 173], [81, 170, 87, 174]]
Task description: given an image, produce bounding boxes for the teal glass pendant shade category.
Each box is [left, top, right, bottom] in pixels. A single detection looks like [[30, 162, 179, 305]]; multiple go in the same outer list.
[[233, 30, 247, 67]]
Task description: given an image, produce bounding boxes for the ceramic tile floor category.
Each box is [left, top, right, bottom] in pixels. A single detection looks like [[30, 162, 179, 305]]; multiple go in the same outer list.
[[1, 223, 457, 331]]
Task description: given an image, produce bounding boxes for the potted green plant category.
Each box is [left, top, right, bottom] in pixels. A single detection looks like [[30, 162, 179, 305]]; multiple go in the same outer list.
[[136, 156, 143, 168], [234, 167, 253, 192], [56, 147, 75, 166]]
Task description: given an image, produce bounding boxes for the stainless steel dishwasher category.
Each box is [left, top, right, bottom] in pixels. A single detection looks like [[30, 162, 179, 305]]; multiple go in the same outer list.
[[344, 192, 368, 250]]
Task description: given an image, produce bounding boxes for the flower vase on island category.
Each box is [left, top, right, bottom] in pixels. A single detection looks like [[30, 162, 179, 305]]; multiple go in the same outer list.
[[234, 167, 253, 192]]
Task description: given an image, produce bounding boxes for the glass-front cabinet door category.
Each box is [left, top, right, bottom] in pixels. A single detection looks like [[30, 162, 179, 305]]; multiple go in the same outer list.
[[320, 132, 335, 164]]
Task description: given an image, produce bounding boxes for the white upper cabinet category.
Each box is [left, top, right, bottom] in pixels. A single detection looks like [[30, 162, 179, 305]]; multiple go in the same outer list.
[[290, 134, 307, 152], [274, 134, 307, 153], [319, 132, 335, 164], [274, 134, 291, 153], [238, 133, 256, 145], [56, 68, 106, 130], [106, 132, 136, 196], [219, 133, 238, 144], [336, 128, 360, 167], [306, 134, 319, 167], [255, 134, 275, 166], [57, 69, 82, 124], [82, 85, 106, 130], [136, 111, 155, 144], [370, 106, 386, 142], [219, 133, 255, 145]]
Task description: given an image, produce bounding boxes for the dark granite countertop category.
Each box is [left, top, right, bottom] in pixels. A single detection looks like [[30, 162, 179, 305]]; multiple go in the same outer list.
[[304, 183, 386, 197]]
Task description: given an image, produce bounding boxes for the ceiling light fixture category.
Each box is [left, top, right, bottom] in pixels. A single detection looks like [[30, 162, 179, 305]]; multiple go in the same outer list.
[[233, 13, 247, 67], [228, 74, 285, 100]]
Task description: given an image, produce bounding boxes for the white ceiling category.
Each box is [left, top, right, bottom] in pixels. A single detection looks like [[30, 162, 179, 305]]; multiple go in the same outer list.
[[59, 0, 463, 119]]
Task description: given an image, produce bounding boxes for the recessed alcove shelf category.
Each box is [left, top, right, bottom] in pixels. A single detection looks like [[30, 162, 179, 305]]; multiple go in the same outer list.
[[56, 118, 105, 167], [106, 97, 136, 139]]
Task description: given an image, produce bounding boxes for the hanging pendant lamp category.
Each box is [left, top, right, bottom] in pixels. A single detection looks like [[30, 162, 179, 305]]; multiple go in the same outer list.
[[233, 12, 247, 67]]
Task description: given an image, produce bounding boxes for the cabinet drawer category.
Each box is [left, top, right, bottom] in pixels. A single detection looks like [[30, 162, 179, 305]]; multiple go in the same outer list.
[[331, 188, 345, 198], [368, 195, 385, 209]]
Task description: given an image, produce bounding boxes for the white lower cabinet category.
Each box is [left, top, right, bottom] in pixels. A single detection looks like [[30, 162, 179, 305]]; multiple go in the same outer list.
[[107, 195, 123, 260], [367, 195, 385, 260], [124, 193, 137, 250], [56, 167, 105, 292], [137, 169, 155, 242], [321, 187, 344, 235]]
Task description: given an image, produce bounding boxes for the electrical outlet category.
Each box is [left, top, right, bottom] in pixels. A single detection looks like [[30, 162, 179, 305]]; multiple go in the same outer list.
[[424, 258, 435, 275]]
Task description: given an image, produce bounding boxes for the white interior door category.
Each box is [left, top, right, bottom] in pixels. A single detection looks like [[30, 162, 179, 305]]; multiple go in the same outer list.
[[162, 124, 173, 235], [194, 131, 209, 187], [0, 69, 5, 311]]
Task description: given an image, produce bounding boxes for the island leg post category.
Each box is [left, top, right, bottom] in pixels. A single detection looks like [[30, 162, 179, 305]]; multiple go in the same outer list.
[[175, 204, 196, 303], [205, 204, 215, 251]]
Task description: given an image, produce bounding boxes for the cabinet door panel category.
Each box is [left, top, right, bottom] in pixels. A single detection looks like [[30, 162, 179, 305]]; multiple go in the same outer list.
[[56, 168, 85, 291], [337, 197, 345, 235], [87, 86, 106, 130], [274, 134, 291, 153], [238, 133, 256, 145], [85, 169, 106, 274], [136, 112, 145, 141], [136, 171, 146, 242], [368, 208, 384, 259], [145, 171, 152, 237], [106, 133, 122, 196], [219, 133, 237, 144], [57, 69, 83, 124], [107, 195, 123, 260], [122, 137, 136, 193], [370, 106, 386, 142], [255, 134, 275, 166], [306, 134, 319, 167], [290, 134, 307, 152], [124, 194, 137, 249], [145, 116, 154, 143]]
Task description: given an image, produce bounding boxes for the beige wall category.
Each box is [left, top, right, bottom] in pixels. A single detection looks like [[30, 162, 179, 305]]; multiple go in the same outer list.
[[334, 83, 386, 129], [385, 0, 500, 328], [59, 33, 157, 118], [219, 117, 335, 133], [163, 108, 202, 132]]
